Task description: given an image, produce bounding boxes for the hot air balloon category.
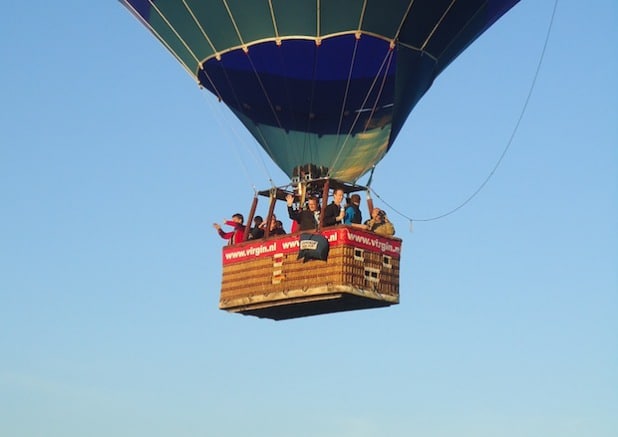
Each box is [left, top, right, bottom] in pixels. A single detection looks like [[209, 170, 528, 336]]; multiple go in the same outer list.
[[120, 0, 520, 320]]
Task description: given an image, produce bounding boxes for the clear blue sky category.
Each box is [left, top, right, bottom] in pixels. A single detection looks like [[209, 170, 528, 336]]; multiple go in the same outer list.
[[1, 1, 616, 436]]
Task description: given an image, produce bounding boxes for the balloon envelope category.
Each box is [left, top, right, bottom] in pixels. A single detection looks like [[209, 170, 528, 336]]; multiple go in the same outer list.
[[122, 0, 520, 182]]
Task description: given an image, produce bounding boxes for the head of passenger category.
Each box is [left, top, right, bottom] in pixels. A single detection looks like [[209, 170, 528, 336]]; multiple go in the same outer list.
[[333, 189, 344, 206], [268, 215, 277, 229], [307, 197, 319, 212]]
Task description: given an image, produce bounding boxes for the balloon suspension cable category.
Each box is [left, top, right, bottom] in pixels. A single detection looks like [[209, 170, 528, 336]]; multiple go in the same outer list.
[[203, 93, 274, 190], [202, 41, 277, 187], [328, 48, 395, 177], [366, 166, 376, 188], [372, 0, 559, 226], [125, 1, 272, 191], [241, 45, 297, 179]]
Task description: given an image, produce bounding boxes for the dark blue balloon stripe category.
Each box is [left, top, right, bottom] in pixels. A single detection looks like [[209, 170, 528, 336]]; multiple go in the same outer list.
[[199, 35, 397, 135], [122, 0, 151, 21]]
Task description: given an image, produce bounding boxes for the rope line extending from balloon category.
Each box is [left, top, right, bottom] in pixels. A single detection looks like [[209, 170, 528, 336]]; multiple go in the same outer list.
[[374, 0, 559, 225], [328, 47, 395, 177], [129, 0, 272, 190], [244, 52, 298, 168], [123, 1, 203, 88], [200, 2, 295, 178], [335, 37, 361, 147], [181, 0, 218, 58], [202, 92, 267, 190], [206, 78, 278, 188], [303, 36, 321, 169]]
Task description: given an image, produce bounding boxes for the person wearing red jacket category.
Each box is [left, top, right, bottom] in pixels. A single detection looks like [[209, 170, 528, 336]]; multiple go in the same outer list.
[[213, 213, 245, 245]]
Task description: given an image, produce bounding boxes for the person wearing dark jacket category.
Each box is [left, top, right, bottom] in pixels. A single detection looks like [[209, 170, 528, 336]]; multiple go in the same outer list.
[[323, 188, 345, 227], [286, 194, 320, 231], [248, 215, 264, 240], [272, 220, 287, 235]]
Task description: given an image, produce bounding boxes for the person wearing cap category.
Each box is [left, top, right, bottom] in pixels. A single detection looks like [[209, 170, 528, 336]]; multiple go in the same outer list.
[[344, 193, 363, 225]]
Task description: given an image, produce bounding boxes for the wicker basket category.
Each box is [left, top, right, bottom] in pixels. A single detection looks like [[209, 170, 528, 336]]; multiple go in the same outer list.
[[219, 226, 402, 320]]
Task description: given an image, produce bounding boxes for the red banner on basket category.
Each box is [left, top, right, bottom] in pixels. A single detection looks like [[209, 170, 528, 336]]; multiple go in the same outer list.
[[222, 227, 401, 265]]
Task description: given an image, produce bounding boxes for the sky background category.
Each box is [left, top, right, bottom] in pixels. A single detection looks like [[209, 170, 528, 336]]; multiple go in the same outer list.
[[1, 1, 616, 436]]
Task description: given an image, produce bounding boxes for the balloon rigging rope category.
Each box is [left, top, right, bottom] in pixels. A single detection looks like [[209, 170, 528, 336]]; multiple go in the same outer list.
[[244, 52, 295, 161], [145, 0, 200, 67], [200, 28, 277, 187], [329, 0, 420, 178], [181, 0, 218, 57], [127, 0, 221, 97], [128, 0, 266, 190], [328, 47, 395, 176], [373, 0, 559, 225], [303, 40, 321, 167], [201, 92, 272, 192], [334, 0, 370, 142], [224, 7, 295, 173], [335, 33, 361, 140], [139, 0, 277, 189], [420, 0, 457, 51]]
